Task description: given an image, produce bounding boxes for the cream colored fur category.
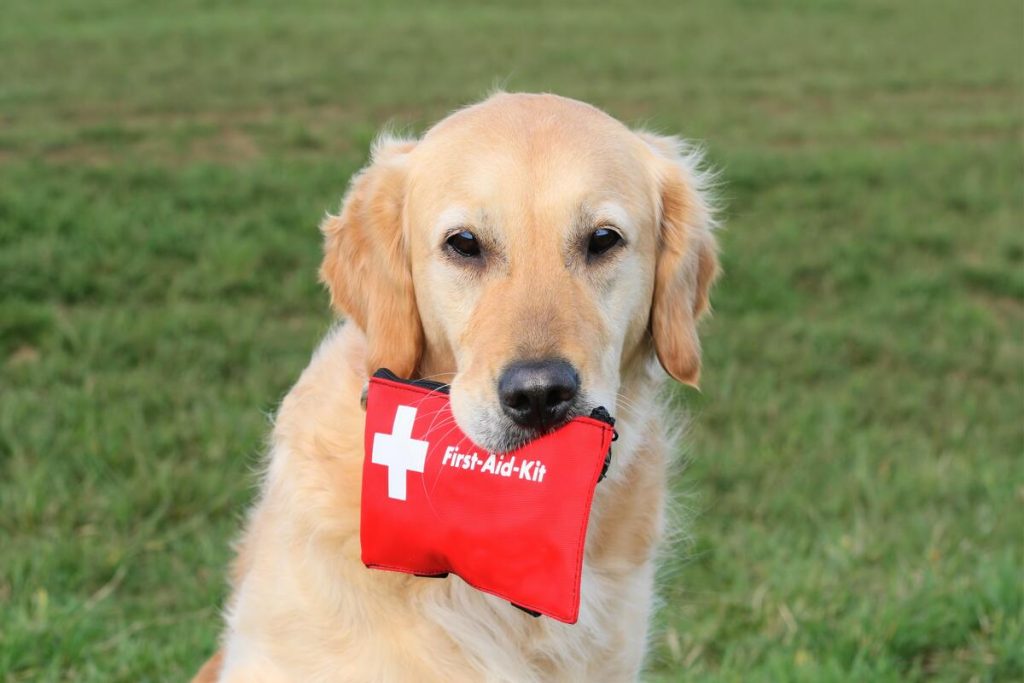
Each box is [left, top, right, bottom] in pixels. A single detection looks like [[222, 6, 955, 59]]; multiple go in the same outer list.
[[194, 92, 718, 683]]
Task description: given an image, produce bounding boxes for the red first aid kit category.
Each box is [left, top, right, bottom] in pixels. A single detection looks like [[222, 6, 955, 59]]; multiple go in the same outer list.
[[360, 368, 616, 624]]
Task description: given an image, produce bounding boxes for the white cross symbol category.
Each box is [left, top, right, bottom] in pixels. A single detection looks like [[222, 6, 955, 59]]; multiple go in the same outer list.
[[371, 405, 428, 501]]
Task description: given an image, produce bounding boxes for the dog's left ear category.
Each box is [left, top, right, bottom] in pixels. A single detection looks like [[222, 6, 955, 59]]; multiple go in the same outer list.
[[319, 134, 423, 378], [638, 132, 720, 388]]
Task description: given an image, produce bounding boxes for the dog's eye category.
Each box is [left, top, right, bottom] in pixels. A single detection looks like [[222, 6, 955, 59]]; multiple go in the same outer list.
[[587, 227, 622, 257], [446, 230, 481, 258]]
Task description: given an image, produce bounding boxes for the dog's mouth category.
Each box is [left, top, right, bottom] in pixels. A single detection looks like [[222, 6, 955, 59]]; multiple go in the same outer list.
[[454, 396, 598, 455], [446, 359, 608, 454], [488, 404, 584, 453]]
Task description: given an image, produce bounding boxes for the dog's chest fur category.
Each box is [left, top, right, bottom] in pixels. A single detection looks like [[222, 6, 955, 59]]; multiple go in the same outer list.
[[218, 326, 669, 682]]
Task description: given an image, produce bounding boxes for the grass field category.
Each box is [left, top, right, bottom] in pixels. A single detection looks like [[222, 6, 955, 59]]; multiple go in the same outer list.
[[1, 1, 1022, 681]]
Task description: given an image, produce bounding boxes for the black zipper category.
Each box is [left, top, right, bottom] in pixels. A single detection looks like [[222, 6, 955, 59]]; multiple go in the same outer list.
[[373, 368, 451, 394], [588, 406, 617, 482]]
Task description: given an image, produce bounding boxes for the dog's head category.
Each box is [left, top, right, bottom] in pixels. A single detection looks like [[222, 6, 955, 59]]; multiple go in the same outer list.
[[322, 93, 717, 452]]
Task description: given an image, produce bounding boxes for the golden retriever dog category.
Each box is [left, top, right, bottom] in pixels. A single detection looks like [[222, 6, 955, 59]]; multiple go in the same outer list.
[[193, 92, 718, 683]]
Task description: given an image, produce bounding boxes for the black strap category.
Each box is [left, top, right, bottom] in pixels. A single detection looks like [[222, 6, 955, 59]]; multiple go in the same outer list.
[[511, 603, 541, 618], [589, 406, 617, 482]]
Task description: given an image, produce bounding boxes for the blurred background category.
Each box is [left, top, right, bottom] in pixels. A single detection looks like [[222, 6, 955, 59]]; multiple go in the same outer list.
[[1, 1, 1021, 681]]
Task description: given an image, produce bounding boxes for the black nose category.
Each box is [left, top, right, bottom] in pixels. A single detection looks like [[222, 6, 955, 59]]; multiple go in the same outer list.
[[498, 359, 580, 431]]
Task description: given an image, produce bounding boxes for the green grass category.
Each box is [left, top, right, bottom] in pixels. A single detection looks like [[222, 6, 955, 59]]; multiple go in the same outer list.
[[1, 1, 1021, 680]]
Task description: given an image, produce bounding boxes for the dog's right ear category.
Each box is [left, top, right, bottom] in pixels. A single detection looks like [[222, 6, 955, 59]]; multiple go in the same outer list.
[[319, 134, 423, 378]]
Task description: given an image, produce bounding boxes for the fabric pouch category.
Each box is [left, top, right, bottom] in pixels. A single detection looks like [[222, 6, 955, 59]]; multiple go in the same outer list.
[[361, 368, 615, 623]]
